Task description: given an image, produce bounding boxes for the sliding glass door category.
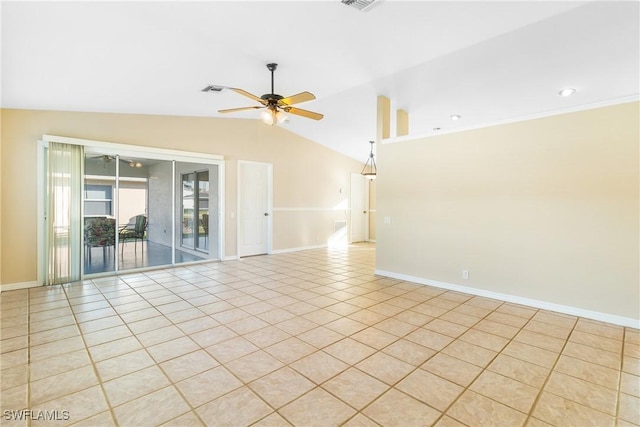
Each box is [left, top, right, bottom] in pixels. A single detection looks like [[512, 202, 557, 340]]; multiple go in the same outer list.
[[39, 136, 225, 283], [181, 169, 210, 253]]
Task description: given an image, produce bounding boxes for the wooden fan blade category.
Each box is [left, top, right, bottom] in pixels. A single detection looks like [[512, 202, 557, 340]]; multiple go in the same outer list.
[[218, 106, 264, 113], [278, 91, 316, 106], [230, 88, 268, 105], [285, 107, 324, 121]]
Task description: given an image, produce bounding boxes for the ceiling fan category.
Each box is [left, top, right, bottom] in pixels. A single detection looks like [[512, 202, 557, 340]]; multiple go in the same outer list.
[[89, 155, 143, 168], [203, 63, 323, 125]]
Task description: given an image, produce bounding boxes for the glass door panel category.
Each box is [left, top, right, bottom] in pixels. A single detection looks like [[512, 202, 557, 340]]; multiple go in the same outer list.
[[181, 173, 195, 249], [176, 164, 214, 264], [120, 157, 173, 271], [196, 170, 209, 252], [118, 157, 149, 270], [83, 154, 117, 275]]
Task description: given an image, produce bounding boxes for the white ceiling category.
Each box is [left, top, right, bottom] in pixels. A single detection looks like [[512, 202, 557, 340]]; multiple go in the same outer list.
[[2, 1, 639, 161]]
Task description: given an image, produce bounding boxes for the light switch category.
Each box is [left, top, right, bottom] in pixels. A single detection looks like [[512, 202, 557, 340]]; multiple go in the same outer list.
[[384, 216, 391, 224]]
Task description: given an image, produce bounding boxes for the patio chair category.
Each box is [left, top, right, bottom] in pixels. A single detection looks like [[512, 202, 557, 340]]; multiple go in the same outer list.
[[119, 214, 147, 254], [84, 217, 116, 262]]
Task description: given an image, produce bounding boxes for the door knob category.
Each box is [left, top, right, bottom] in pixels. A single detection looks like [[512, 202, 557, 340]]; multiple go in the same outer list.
[[264, 213, 269, 216]]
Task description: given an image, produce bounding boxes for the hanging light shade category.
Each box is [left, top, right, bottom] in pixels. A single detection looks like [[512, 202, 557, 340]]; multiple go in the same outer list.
[[360, 140, 377, 180], [261, 106, 287, 125]]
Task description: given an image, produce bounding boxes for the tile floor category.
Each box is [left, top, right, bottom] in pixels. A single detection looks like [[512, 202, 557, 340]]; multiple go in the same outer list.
[[84, 241, 206, 275], [1, 244, 638, 426]]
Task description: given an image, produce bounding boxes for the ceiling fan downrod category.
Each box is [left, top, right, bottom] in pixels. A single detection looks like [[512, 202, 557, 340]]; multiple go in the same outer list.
[[267, 63, 277, 95]]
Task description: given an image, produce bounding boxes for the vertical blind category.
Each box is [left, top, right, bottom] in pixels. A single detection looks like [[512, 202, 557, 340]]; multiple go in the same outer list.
[[46, 141, 84, 285]]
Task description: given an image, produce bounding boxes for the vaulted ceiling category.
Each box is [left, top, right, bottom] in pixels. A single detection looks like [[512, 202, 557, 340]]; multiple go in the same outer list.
[[2, 1, 638, 160]]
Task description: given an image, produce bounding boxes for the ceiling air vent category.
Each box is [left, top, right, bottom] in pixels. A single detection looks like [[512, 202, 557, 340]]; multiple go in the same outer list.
[[341, 0, 384, 12], [201, 85, 225, 92]]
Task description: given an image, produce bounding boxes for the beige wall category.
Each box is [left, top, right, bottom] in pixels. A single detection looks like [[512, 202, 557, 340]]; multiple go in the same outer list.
[[0, 117, 4, 284], [376, 102, 639, 321], [0, 109, 363, 286], [0, 114, 3, 286]]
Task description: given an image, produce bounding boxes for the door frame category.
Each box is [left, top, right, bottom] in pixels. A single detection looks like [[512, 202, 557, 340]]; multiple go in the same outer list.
[[237, 160, 273, 258], [350, 173, 370, 243], [37, 135, 226, 284], [179, 168, 212, 254]]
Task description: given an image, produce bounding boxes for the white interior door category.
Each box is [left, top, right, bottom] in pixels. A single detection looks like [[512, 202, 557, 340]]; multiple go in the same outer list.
[[350, 174, 369, 243], [239, 161, 272, 257]]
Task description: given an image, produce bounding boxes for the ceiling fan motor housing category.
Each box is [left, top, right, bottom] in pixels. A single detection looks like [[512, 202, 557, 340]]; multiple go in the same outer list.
[[261, 94, 283, 101]]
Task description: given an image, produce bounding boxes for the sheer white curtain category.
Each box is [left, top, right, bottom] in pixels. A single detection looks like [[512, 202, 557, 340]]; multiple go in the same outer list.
[[46, 142, 84, 285]]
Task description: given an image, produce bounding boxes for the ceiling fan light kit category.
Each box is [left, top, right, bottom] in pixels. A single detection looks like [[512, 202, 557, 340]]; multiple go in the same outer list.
[[207, 63, 323, 125], [262, 108, 288, 125]]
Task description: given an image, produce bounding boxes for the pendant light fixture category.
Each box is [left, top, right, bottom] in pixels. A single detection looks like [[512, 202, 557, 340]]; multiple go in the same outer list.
[[261, 106, 287, 125], [360, 140, 377, 180]]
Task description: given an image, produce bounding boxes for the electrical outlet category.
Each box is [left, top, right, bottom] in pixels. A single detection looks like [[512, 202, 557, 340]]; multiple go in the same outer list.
[[384, 216, 392, 224], [462, 270, 469, 280]]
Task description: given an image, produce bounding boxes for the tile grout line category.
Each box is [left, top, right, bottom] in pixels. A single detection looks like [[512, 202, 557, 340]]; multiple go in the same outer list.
[[416, 299, 515, 427], [111, 271, 218, 426], [519, 315, 625, 425], [62, 280, 121, 426], [123, 267, 345, 426], [615, 327, 627, 423], [343, 295, 505, 426], [27, 288, 32, 427], [82, 275, 182, 424], [517, 312, 574, 427], [235, 278, 520, 421], [241, 271, 426, 424], [420, 300, 601, 424], [210, 260, 388, 425], [7, 246, 637, 427]]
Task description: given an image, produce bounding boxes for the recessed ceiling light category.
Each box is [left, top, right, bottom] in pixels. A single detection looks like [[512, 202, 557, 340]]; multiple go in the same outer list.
[[558, 88, 576, 97], [450, 115, 461, 121]]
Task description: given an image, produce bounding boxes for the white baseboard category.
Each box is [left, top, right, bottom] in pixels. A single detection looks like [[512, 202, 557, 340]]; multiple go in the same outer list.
[[375, 269, 639, 329], [223, 255, 240, 261], [1, 281, 39, 292], [271, 244, 327, 255]]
